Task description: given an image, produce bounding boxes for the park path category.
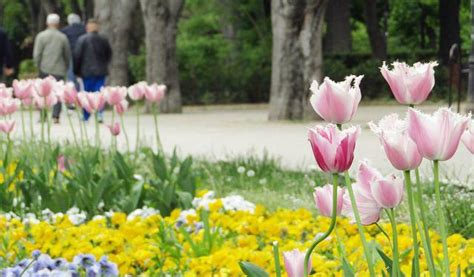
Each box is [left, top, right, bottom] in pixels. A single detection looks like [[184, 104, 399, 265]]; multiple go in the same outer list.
[[12, 103, 473, 183]]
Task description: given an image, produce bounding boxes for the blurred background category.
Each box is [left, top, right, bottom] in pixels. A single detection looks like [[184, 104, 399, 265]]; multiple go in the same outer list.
[[0, 0, 471, 114]]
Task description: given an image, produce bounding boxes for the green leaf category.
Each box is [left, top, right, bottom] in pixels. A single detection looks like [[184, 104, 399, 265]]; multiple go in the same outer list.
[[239, 261, 269, 277], [341, 257, 355, 277], [376, 248, 405, 277]]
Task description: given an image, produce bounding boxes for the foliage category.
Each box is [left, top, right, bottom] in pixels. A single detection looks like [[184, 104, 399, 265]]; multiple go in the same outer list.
[[176, 0, 271, 104], [0, 143, 197, 218]]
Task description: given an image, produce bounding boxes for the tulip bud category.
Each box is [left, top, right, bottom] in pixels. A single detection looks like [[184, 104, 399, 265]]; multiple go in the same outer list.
[[407, 108, 470, 161], [369, 114, 422, 171], [308, 124, 360, 173], [381, 61, 437, 105], [283, 249, 310, 277], [310, 75, 363, 124], [313, 184, 345, 217]]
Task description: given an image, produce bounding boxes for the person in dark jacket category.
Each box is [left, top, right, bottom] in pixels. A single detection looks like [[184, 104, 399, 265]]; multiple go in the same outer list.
[[61, 14, 85, 91], [0, 27, 14, 79], [74, 19, 112, 122]]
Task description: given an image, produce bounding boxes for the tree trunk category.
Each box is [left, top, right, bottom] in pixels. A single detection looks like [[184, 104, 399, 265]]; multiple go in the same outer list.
[[139, 0, 184, 113], [94, 0, 137, 86], [268, 0, 327, 121], [323, 0, 352, 54], [439, 0, 460, 65], [363, 0, 387, 60]]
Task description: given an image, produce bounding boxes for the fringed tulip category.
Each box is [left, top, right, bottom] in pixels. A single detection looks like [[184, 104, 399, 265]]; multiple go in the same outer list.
[[33, 94, 58, 109], [107, 122, 121, 136], [0, 120, 15, 134], [78, 92, 106, 114], [309, 75, 363, 124], [0, 84, 13, 98], [381, 61, 437, 105], [114, 99, 129, 115], [342, 161, 403, 224], [0, 98, 20, 116], [283, 249, 310, 277], [308, 124, 360, 173], [104, 86, 127, 106], [370, 175, 404, 209], [313, 184, 345, 217], [35, 76, 56, 97], [13, 79, 34, 100], [461, 120, 474, 154], [342, 162, 383, 225], [407, 108, 470, 161], [369, 114, 422, 170], [128, 82, 147, 100], [144, 84, 166, 103], [61, 83, 78, 105]]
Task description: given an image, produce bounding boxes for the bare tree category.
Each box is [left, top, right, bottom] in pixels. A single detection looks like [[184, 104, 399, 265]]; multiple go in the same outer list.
[[324, 0, 352, 54], [363, 0, 387, 60], [268, 0, 328, 121], [94, 0, 138, 86], [139, 0, 185, 113]]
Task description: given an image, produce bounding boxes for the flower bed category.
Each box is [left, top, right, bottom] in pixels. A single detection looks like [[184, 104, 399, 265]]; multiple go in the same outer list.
[[1, 193, 472, 276]]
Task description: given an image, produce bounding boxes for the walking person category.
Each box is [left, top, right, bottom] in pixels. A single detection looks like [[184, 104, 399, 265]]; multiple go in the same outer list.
[[74, 19, 112, 122], [0, 26, 14, 81], [61, 13, 86, 92], [33, 14, 71, 123]]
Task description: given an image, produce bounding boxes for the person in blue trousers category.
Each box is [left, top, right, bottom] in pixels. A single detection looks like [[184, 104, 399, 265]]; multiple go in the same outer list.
[[73, 19, 112, 122]]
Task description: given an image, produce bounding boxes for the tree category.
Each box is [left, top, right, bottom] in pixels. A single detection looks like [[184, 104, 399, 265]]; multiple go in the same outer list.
[[268, 0, 328, 120], [139, 0, 185, 113], [94, 0, 138, 86], [439, 0, 460, 65], [324, 0, 352, 54], [363, 0, 387, 60]]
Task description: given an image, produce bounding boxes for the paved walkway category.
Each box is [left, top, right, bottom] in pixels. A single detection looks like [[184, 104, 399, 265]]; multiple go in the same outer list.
[[11, 103, 473, 182]]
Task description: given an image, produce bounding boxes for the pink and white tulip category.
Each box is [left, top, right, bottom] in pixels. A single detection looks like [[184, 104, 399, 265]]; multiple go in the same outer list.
[[144, 84, 166, 104], [308, 124, 360, 173], [407, 108, 470, 161], [128, 81, 147, 100], [370, 175, 404, 209], [342, 161, 403, 224], [62, 83, 78, 105], [283, 249, 311, 277], [461, 120, 474, 154], [380, 61, 437, 105], [0, 84, 13, 98], [78, 92, 106, 114], [104, 86, 127, 106], [114, 99, 129, 115], [107, 122, 121, 136], [0, 98, 20, 116], [0, 120, 15, 134], [13, 79, 34, 100], [313, 184, 345, 217], [369, 114, 422, 171], [310, 75, 363, 124], [34, 76, 56, 97], [34, 94, 58, 109]]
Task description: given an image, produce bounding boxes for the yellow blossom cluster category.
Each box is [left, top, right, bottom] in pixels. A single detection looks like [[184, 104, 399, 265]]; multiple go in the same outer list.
[[1, 205, 472, 276]]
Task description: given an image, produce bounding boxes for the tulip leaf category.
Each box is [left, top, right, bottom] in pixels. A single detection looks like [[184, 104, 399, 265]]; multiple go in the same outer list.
[[376, 248, 405, 277], [341, 257, 355, 277], [239, 261, 269, 277]]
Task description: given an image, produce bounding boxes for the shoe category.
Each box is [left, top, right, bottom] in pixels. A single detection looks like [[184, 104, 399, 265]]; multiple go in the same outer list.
[[53, 118, 60, 124]]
